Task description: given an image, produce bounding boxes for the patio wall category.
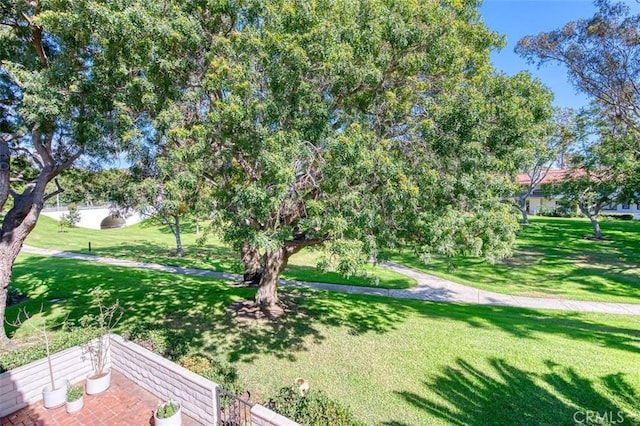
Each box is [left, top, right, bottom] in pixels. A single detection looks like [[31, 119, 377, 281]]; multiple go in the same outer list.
[[109, 334, 218, 425], [1, 334, 299, 426], [251, 404, 301, 426], [0, 344, 94, 417]]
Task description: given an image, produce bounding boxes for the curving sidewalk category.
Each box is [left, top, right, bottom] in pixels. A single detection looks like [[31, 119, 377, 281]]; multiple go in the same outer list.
[[21, 245, 640, 315]]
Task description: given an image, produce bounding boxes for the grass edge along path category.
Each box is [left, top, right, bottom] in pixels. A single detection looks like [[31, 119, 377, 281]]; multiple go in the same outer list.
[[4, 253, 640, 425], [21, 245, 640, 315], [25, 216, 415, 290], [386, 217, 640, 305]]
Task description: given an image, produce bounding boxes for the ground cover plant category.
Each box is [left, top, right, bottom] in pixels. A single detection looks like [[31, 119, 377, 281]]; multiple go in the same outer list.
[[26, 216, 414, 289], [387, 217, 640, 304], [4, 254, 639, 425]]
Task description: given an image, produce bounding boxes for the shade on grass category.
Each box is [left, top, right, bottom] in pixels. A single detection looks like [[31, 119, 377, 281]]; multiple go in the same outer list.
[[26, 215, 415, 289], [6, 254, 640, 425], [387, 217, 640, 304]]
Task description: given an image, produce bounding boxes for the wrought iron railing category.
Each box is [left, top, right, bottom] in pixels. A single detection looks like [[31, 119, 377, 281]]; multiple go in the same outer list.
[[216, 387, 253, 426]]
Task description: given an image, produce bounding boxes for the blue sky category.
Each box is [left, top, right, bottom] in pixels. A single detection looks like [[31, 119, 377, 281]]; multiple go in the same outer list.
[[479, 0, 640, 111]]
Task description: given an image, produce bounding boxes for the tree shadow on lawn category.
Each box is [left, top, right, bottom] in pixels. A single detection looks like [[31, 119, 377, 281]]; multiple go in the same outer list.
[[68, 242, 240, 272], [387, 358, 639, 426], [7, 255, 640, 365], [6, 256, 406, 364]]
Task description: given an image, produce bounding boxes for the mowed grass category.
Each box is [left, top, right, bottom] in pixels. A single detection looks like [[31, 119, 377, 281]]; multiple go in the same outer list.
[[387, 217, 640, 304], [25, 216, 414, 289], [6, 254, 640, 425]]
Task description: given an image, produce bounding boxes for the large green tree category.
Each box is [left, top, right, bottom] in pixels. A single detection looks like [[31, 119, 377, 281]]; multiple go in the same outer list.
[[188, 0, 553, 307], [513, 108, 576, 224], [516, 0, 640, 196], [0, 0, 200, 345]]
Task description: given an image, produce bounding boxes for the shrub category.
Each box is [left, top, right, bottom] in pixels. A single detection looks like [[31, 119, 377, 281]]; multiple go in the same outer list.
[[268, 385, 365, 426], [178, 353, 243, 396], [59, 203, 81, 230], [537, 207, 575, 218], [602, 214, 634, 221], [0, 326, 100, 373], [123, 323, 190, 360]]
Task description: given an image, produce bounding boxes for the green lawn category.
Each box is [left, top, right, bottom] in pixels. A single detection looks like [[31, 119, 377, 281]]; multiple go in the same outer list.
[[25, 216, 415, 289], [387, 217, 640, 304], [5, 254, 640, 425]]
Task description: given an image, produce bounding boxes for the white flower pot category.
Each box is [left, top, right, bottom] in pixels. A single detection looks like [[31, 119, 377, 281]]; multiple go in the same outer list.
[[154, 401, 182, 426], [66, 395, 84, 414], [42, 379, 69, 409], [86, 368, 111, 395]]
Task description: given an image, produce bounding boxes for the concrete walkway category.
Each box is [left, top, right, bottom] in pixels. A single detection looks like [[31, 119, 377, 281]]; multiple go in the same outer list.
[[21, 245, 640, 315]]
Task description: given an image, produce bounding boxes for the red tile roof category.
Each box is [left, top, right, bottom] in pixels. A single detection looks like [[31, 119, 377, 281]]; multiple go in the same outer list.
[[516, 169, 586, 185]]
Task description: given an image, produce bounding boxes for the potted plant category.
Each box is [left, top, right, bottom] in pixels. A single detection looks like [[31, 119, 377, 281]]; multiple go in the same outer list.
[[11, 307, 69, 408], [80, 288, 122, 395], [65, 384, 84, 414], [154, 397, 182, 426]]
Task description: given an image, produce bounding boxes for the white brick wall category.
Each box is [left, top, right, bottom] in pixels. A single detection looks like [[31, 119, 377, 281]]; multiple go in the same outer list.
[[1, 334, 299, 426], [251, 404, 301, 426], [0, 344, 94, 417], [109, 334, 218, 425]]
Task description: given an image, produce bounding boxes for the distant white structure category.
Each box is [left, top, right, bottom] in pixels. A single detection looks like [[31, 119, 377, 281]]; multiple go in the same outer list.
[[41, 206, 141, 230], [517, 170, 640, 219]]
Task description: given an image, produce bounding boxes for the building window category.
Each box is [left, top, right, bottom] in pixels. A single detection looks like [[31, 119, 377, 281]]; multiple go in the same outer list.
[[622, 203, 630, 210]]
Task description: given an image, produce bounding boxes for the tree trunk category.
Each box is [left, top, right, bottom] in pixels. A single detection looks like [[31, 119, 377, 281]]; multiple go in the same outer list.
[[241, 243, 262, 286], [255, 248, 289, 307], [173, 216, 183, 257], [0, 228, 31, 347], [0, 258, 11, 347], [589, 215, 602, 239], [518, 197, 529, 224], [578, 203, 602, 239]]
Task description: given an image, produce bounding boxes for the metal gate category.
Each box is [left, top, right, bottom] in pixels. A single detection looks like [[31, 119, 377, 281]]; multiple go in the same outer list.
[[216, 387, 253, 426]]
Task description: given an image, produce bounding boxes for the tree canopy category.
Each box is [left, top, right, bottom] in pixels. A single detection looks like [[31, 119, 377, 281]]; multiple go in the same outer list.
[[0, 0, 202, 344], [517, 0, 640, 202], [181, 0, 554, 306], [0, 0, 557, 334]]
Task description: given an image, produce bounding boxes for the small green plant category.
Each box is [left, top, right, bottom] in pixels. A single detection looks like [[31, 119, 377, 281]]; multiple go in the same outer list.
[[66, 384, 84, 402], [156, 398, 178, 419], [59, 203, 82, 231]]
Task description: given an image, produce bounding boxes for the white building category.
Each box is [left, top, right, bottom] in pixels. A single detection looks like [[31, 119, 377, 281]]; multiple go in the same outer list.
[[516, 170, 640, 219]]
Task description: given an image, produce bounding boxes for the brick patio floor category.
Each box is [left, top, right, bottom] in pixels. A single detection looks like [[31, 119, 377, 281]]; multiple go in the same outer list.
[[1, 370, 204, 426]]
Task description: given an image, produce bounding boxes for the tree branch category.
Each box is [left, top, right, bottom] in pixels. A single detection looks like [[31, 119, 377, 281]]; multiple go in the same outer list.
[[43, 178, 64, 202]]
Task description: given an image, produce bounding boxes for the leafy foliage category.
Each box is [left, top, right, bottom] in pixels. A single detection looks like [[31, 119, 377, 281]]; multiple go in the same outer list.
[[179, 353, 243, 396], [517, 0, 640, 141], [123, 322, 192, 361], [183, 0, 554, 303], [0, 0, 204, 342], [0, 326, 99, 373], [268, 384, 366, 426], [156, 398, 178, 419], [66, 385, 84, 402], [517, 0, 640, 221], [59, 203, 81, 230]]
